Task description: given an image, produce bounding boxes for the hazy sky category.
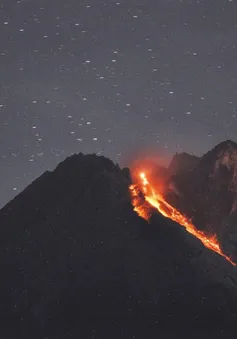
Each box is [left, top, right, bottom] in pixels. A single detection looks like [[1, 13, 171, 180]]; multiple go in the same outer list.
[[0, 0, 237, 207]]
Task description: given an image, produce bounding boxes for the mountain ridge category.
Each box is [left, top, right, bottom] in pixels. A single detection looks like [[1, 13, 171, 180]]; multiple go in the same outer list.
[[165, 139, 237, 261], [1, 151, 237, 338], [168, 152, 200, 175]]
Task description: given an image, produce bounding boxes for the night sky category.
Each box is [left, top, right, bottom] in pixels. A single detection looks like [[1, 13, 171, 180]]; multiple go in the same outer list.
[[0, 0, 237, 208]]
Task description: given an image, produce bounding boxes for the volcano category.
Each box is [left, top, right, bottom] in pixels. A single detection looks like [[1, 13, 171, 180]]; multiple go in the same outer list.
[[1, 152, 237, 338]]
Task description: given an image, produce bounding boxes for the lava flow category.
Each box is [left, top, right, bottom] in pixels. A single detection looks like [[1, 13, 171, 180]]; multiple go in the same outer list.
[[129, 171, 236, 266]]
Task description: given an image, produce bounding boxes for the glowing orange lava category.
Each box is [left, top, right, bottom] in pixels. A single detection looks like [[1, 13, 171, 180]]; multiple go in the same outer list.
[[129, 171, 236, 266]]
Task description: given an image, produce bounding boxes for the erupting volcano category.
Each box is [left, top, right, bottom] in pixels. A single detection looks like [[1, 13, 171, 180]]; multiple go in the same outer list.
[[2, 151, 237, 338], [130, 171, 236, 266]]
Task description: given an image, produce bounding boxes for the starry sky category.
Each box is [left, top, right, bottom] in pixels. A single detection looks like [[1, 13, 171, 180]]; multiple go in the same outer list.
[[0, 0, 237, 207]]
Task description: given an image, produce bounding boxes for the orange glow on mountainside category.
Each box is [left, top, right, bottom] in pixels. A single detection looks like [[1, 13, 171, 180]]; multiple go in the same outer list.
[[129, 171, 236, 266]]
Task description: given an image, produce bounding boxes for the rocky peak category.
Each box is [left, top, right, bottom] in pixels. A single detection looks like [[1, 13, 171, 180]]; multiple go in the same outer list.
[[211, 140, 237, 154], [164, 140, 237, 262], [198, 140, 237, 193], [201, 140, 237, 168]]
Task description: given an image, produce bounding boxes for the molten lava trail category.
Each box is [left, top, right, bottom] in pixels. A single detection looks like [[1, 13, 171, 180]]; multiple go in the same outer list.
[[129, 172, 236, 266]]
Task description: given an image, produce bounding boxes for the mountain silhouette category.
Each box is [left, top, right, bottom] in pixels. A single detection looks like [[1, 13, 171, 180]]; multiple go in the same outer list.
[[168, 152, 200, 175], [166, 140, 237, 262], [1, 152, 237, 338]]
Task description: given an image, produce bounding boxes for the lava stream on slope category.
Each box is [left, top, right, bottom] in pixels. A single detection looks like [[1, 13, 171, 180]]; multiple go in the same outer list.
[[129, 172, 236, 266]]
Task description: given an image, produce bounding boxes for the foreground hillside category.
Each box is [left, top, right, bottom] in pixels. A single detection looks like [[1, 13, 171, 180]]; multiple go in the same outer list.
[[0, 153, 237, 338]]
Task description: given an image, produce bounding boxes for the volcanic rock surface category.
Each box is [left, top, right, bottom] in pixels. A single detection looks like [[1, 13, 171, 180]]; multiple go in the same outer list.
[[0, 152, 237, 338], [168, 152, 200, 175], [165, 140, 237, 262]]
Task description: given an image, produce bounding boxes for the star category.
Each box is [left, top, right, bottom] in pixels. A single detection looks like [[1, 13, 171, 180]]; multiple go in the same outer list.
[[0, 0, 236, 207]]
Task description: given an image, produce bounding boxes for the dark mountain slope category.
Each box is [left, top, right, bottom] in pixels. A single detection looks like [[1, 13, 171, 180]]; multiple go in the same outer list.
[[168, 152, 200, 175], [0, 153, 237, 338], [165, 140, 237, 261]]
